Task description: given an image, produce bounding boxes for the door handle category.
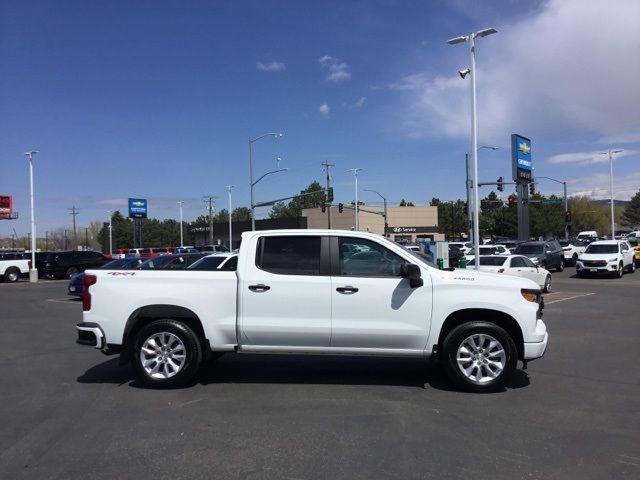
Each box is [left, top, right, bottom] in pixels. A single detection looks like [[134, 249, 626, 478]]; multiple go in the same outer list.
[[248, 284, 270, 292], [336, 286, 359, 294]]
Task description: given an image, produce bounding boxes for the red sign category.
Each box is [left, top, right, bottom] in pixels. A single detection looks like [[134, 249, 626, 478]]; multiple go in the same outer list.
[[0, 196, 12, 216]]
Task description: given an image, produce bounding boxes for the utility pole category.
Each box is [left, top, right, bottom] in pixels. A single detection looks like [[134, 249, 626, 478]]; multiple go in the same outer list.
[[226, 186, 234, 250], [84, 228, 89, 250], [347, 168, 363, 231], [177, 201, 185, 248], [322, 161, 334, 229], [68, 206, 79, 246], [203, 195, 218, 245]]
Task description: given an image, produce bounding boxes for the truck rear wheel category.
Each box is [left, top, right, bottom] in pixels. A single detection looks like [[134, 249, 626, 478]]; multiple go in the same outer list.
[[442, 321, 517, 392], [4, 267, 20, 283], [132, 319, 202, 388]]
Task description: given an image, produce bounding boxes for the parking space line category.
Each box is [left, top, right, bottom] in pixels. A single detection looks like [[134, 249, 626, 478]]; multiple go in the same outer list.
[[544, 292, 595, 304]]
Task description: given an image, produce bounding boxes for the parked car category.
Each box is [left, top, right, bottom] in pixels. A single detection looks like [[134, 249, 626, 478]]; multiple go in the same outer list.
[[174, 247, 200, 254], [403, 245, 421, 252], [559, 239, 587, 266], [513, 241, 564, 272], [68, 257, 144, 297], [0, 258, 30, 283], [187, 253, 238, 271], [464, 245, 506, 262], [449, 242, 472, 255], [0, 251, 51, 277], [139, 253, 206, 270], [198, 245, 230, 253], [77, 229, 547, 392], [500, 241, 521, 254], [44, 251, 111, 279], [575, 240, 635, 278], [577, 231, 598, 245], [466, 255, 552, 293]]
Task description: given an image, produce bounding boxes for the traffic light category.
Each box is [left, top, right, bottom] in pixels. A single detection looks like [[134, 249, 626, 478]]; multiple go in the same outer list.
[[327, 187, 334, 203], [508, 195, 515, 207], [321, 202, 326, 213], [480, 199, 488, 210], [529, 182, 535, 195], [338, 203, 344, 213], [464, 202, 468, 214], [497, 176, 504, 192], [565, 210, 571, 223]]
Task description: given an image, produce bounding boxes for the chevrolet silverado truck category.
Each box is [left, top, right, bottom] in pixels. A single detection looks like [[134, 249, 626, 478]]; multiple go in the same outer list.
[[0, 258, 30, 283], [76, 230, 548, 392]]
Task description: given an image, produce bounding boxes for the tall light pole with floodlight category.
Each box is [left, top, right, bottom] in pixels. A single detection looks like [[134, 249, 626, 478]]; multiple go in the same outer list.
[[226, 185, 234, 249], [348, 168, 364, 231], [249, 132, 283, 230], [448, 27, 497, 269], [600, 149, 623, 239], [24, 150, 39, 282], [107, 211, 113, 255], [177, 201, 185, 247]]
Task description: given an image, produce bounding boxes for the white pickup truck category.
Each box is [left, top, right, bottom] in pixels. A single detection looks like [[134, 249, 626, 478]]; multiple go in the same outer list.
[[0, 258, 30, 283], [77, 230, 548, 392]]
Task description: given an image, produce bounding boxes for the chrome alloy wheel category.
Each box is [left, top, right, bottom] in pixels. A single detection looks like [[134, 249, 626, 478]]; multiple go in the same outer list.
[[456, 334, 506, 384], [139, 332, 186, 379]]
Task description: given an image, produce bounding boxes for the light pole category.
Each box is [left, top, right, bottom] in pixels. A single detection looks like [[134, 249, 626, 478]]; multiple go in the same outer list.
[[251, 162, 288, 229], [249, 132, 283, 230], [348, 168, 364, 231], [600, 149, 623, 239], [226, 185, 234, 250], [466, 146, 498, 242], [448, 27, 497, 269], [107, 211, 113, 255], [177, 201, 185, 247], [24, 150, 39, 282], [364, 189, 388, 236]]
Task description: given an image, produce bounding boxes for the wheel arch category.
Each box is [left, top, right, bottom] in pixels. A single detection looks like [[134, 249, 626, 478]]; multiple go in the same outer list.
[[120, 304, 209, 364], [437, 308, 524, 360]]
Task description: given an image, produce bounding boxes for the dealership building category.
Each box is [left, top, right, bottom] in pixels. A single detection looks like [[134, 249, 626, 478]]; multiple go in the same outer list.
[[302, 204, 443, 243]]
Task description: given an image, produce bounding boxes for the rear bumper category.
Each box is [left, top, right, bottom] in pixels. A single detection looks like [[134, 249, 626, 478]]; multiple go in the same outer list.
[[76, 322, 105, 349]]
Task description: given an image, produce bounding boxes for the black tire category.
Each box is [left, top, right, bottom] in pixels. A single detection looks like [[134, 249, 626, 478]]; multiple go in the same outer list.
[[617, 262, 624, 278], [543, 274, 552, 293], [557, 259, 564, 272], [629, 261, 636, 274], [441, 321, 518, 393], [539, 261, 547, 270], [572, 253, 578, 266], [132, 319, 203, 389], [66, 266, 80, 279], [4, 267, 20, 283]]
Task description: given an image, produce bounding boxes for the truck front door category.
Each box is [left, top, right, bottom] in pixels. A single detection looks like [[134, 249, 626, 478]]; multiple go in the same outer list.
[[329, 236, 432, 351], [239, 234, 331, 347]]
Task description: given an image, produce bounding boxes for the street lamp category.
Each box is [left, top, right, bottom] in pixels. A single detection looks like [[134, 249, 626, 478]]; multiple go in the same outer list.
[[448, 27, 497, 269], [348, 168, 364, 231], [107, 211, 114, 255], [249, 132, 283, 230], [364, 189, 388, 235], [177, 201, 185, 247], [600, 149, 623, 239], [24, 150, 39, 282], [226, 186, 234, 250]]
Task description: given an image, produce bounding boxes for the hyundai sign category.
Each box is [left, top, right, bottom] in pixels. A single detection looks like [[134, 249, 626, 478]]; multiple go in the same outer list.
[[128, 198, 147, 219], [511, 134, 532, 183]]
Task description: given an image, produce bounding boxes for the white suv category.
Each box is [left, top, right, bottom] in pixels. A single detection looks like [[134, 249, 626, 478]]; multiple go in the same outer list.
[[576, 240, 635, 278], [559, 239, 586, 266]]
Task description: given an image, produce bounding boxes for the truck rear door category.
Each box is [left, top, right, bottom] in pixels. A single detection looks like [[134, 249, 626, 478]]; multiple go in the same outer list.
[[238, 234, 331, 347]]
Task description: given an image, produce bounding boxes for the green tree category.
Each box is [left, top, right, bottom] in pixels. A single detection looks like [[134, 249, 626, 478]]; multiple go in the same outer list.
[[429, 197, 441, 207], [622, 190, 640, 228], [269, 180, 326, 218]]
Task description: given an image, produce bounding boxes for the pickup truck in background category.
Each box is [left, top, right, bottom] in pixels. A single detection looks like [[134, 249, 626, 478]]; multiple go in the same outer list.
[[77, 230, 548, 392], [0, 258, 30, 283]]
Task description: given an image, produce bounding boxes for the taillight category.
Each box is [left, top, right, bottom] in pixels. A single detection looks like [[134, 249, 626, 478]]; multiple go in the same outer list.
[[83, 274, 97, 311]]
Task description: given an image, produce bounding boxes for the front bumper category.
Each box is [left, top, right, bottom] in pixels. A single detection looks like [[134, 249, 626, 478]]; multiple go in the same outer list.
[[576, 262, 619, 275], [76, 322, 105, 349], [524, 331, 548, 360]]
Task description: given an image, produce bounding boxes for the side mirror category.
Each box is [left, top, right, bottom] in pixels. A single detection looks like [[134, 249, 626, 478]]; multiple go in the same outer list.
[[400, 263, 423, 288]]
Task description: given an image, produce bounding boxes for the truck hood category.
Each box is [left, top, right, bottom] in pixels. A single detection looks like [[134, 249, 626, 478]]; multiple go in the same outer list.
[[443, 267, 540, 291]]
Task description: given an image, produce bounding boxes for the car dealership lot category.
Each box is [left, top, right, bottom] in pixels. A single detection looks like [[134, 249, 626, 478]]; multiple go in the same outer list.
[[1, 272, 639, 480]]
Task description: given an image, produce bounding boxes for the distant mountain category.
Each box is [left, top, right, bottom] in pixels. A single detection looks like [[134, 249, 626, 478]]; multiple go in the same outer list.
[[592, 199, 630, 207]]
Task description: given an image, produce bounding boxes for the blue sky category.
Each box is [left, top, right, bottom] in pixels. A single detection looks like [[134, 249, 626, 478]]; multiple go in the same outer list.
[[2, 0, 639, 236]]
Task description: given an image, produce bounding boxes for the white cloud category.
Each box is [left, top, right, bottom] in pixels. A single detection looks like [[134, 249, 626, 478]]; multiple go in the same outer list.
[[389, 0, 640, 143], [98, 198, 128, 207], [548, 149, 636, 165], [354, 96, 367, 108], [568, 171, 640, 200], [318, 54, 351, 81], [256, 61, 286, 72], [319, 103, 330, 119]]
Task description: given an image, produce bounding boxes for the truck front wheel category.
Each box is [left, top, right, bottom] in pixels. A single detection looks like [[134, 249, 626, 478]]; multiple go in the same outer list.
[[442, 321, 517, 393], [132, 319, 202, 388]]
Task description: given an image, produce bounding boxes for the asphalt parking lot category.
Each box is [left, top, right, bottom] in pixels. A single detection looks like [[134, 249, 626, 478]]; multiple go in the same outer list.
[[1, 270, 639, 480]]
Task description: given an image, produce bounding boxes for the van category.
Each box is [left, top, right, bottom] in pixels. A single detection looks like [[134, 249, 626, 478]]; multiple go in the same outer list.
[[577, 231, 598, 244]]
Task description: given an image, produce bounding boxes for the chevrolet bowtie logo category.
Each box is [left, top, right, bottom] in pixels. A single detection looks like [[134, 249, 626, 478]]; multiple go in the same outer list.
[[132, 201, 145, 207], [519, 142, 531, 155]]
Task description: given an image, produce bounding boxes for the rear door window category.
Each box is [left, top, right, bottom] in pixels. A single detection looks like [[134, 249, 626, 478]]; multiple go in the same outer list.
[[257, 236, 321, 275]]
